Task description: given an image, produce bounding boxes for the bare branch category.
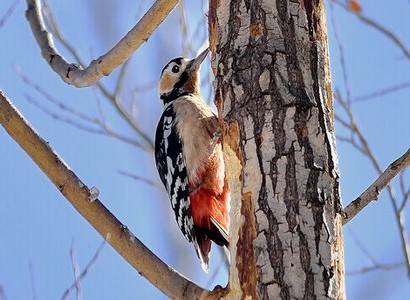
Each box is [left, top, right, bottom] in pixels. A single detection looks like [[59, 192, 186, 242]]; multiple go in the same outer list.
[[0, 91, 211, 299], [0, 284, 7, 300], [399, 170, 410, 213], [39, 0, 154, 151], [25, 94, 105, 134], [69, 242, 81, 300], [343, 148, 410, 224], [335, 133, 364, 153], [335, 92, 410, 276], [334, 0, 410, 59], [347, 228, 378, 265], [346, 223, 404, 277], [16, 68, 147, 149], [329, 1, 351, 103], [354, 82, 410, 102], [113, 60, 130, 99], [334, 113, 352, 131], [28, 262, 38, 300], [62, 240, 106, 300], [0, 0, 19, 28], [25, 93, 144, 148], [334, 92, 379, 162], [41, 0, 84, 67], [346, 224, 406, 275], [25, 0, 180, 87], [117, 170, 163, 190], [347, 262, 404, 276]]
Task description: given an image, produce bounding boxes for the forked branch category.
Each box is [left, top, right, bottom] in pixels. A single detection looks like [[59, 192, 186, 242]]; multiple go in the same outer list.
[[25, 0, 179, 87], [0, 91, 209, 299], [343, 148, 410, 225]]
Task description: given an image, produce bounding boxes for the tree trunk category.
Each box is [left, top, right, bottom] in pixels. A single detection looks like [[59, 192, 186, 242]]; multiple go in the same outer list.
[[210, 1, 345, 299]]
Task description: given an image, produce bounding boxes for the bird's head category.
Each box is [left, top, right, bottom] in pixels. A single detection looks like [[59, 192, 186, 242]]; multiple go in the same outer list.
[[158, 48, 209, 104]]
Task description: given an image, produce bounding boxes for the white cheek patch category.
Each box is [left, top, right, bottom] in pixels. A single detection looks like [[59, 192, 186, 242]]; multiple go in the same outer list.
[[158, 73, 175, 95], [158, 59, 190, 96]]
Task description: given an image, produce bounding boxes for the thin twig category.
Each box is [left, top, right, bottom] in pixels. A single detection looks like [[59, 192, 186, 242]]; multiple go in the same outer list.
[[347, 228, 378, 265], [178, 0, 194, 57], [399, 170, 410, 213], [132, 81, 157, 94], [16, 68, 146, 148], [14, 66, 97, 121], [354, 82, 410, 102], [0, 0, 19, 28], [334, 0, 410, 59], [0, 284, 7, 300], [28, 262, 38, 300], [329, 1, 351, 104], [61, 240, 106, 300], [41, 0, 82, 65], [0, 91, 210, 299], [25, 0, 180, 86], [335, 134, 363, 153], [334, 113, 352, 131], [346, 227, 405, 276], [25, 94, 104, 134], [70, 243, 81, 300], [117, 170, 163, 190], [347, 262, 404, 276], [26, 93, 144, 147], [113, 60, 130, 99], [92, 87, 107, 128]]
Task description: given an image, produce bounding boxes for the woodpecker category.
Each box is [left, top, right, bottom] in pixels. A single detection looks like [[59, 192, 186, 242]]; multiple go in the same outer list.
[[154, 49, 229, 272]]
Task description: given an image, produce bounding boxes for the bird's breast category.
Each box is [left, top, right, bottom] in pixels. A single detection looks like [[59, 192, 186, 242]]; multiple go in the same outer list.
[[172, 96, 223, 191]]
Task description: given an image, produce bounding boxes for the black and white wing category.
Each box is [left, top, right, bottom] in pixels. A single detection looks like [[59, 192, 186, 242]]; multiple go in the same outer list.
[[154, 104, 195, 243]]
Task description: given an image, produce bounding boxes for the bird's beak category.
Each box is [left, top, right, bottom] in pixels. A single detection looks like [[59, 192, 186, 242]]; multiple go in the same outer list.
[[188, 48, 209, 71]]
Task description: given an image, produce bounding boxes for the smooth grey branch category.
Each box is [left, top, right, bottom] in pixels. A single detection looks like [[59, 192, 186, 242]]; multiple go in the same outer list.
[[0, 91, 209, 299], [25, 0, 179, 87], [343, 148, 410, 225]]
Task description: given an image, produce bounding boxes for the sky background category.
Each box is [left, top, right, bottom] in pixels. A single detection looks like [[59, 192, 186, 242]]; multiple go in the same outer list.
[[0, 0, 409, 299]]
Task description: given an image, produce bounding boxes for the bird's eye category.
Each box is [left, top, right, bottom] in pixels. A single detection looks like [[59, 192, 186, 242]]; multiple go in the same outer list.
[[172, 65, 180, 73]]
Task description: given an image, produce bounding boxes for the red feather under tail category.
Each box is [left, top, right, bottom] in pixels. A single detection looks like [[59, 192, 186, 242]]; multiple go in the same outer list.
[[190, 181, 229, 270]]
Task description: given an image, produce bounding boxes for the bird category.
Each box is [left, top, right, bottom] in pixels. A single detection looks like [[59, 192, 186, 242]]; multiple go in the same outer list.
[[154, 48, 229, 272]]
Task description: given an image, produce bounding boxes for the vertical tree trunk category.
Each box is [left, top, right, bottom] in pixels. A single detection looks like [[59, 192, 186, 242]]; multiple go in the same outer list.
[[210, 1, 345, 299]]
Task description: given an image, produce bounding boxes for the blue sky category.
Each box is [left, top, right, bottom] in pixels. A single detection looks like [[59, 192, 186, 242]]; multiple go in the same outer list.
[[0, 1, 409, 299]]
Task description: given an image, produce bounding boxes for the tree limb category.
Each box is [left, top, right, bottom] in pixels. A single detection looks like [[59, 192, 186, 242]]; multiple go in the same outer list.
[[343, 148, 410, 225], [25, 0, 179, 87], [0, 90, 208, 299], [35, 0, 154, 150], [335, 91, 410, 277]]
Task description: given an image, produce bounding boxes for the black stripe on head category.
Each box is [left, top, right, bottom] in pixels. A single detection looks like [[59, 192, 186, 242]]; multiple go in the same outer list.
[[160, 57, 183, 76], [174, 71, 188, 90]]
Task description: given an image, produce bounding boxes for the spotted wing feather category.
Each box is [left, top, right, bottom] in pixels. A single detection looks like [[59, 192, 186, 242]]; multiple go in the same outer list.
[[154, 105, 196, 242]]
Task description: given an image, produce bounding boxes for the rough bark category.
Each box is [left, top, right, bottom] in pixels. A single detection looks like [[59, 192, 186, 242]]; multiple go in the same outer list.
[[210, 1, 345, 299]]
